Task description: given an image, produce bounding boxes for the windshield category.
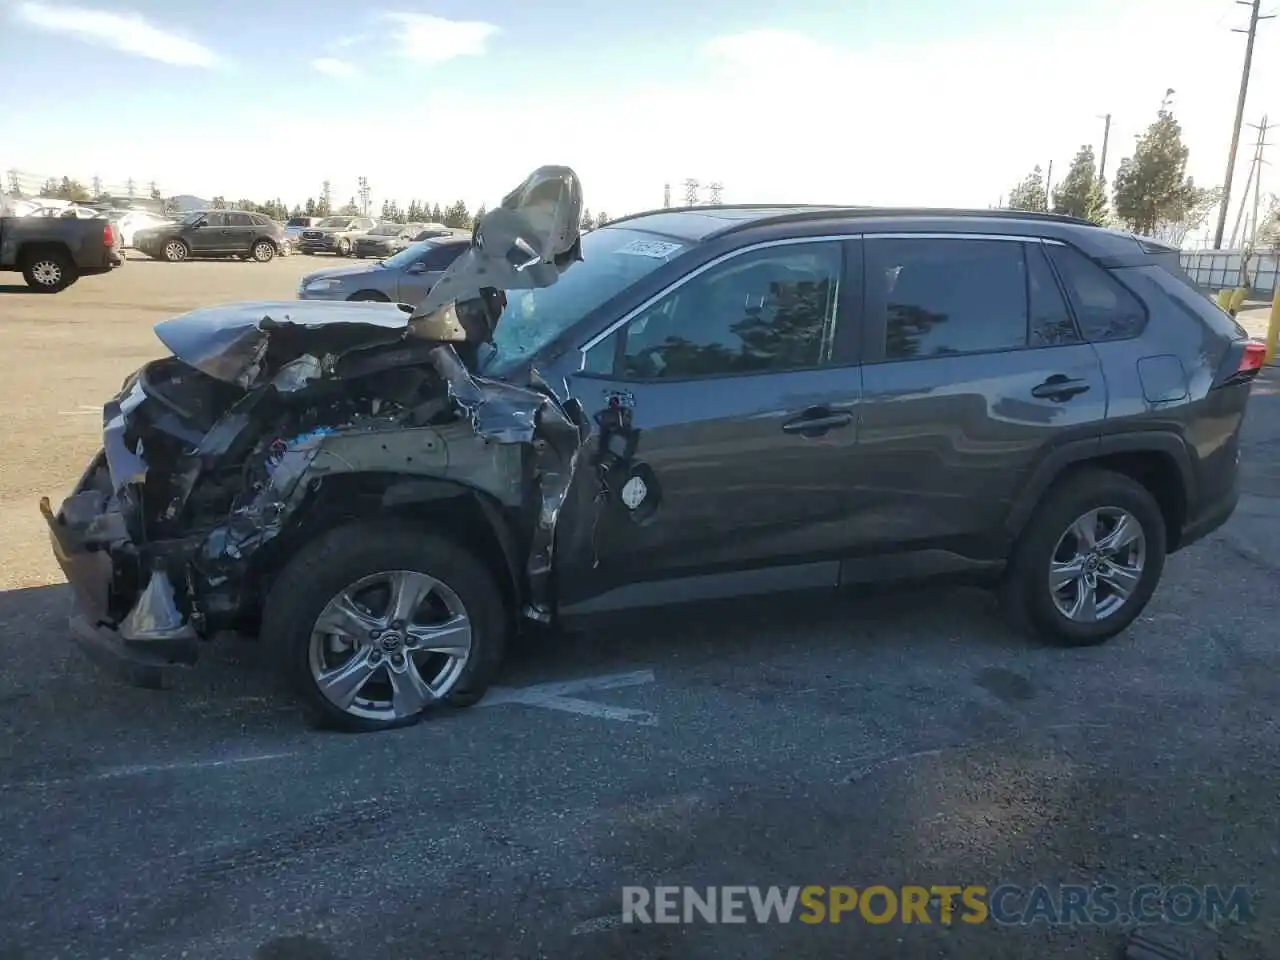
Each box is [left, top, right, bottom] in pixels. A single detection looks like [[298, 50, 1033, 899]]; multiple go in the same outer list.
[[180, 212, 205, 225], [382, 241, 436, 269], [317, 217, 352, 228], [368, 224, 402, 236], [480, 227, 688, 375], [286, 217, 312, 227]]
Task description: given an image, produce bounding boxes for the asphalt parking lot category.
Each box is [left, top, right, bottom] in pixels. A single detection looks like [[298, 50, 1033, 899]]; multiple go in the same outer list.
[[1, 258, 1278, 959]]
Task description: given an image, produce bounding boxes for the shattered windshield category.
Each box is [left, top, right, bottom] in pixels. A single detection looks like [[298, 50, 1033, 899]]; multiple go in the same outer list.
[[479, 227, 686, 375]]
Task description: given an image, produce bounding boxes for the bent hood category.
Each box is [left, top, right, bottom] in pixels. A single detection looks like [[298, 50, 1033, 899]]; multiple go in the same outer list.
[[151, 165, 584, 390]]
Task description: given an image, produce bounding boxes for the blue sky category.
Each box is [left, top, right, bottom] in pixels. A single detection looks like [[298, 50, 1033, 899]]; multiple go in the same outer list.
[[0, 0, 1273, 219]]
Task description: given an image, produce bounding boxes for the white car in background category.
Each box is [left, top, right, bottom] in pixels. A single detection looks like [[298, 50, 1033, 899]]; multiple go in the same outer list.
[[113, 210, 176, 248]]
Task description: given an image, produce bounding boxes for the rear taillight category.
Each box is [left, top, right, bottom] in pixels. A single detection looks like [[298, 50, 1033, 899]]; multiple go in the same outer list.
[[103, 222, 115, 247], [1240, 340, 1267, 374]]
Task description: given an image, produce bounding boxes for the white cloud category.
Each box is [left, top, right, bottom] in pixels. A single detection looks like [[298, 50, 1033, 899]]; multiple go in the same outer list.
[[11, 2, 221, 68], [312, 57, 358, 78], [382, 12, 498, 64]]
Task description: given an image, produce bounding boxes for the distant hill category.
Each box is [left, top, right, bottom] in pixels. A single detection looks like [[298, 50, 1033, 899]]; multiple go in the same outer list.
[[168, 194, 211, 212]]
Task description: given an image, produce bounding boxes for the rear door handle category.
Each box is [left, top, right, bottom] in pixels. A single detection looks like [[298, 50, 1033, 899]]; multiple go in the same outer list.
[[1031, 376, 1091, 401], [781, 408, 854, 435]]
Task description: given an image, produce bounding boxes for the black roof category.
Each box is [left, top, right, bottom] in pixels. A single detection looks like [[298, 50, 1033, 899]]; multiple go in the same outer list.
[[603, 204, 1102, 242]]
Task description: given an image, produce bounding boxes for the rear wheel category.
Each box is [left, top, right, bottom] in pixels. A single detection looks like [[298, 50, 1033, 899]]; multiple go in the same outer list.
[[336, 237, 352, 256], [262, 522, 507, 732], [252, 239, 276, 263], [21, 249, 78, 292], [1001, 468, 1166, 646], [347, 290, 390, 302], [162, 239, 189, 263]]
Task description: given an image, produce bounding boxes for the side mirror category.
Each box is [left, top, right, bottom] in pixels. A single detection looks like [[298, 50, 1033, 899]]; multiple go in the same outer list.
[[406, 261, 429, 275]]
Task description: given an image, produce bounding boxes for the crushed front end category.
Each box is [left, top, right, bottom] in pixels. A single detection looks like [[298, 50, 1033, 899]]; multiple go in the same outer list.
[[42, 165, 589, 686]]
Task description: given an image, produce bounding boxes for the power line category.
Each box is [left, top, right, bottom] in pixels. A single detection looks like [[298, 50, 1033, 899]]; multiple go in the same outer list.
[[1213, 0, 1273, 249]]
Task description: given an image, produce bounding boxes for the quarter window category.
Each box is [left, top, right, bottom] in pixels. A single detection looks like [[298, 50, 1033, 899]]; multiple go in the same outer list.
[[613, 242, 843, 380], [227, 212, 253, 227], [1045, 243, 1147, 341], [866, 238, 1030, 360]]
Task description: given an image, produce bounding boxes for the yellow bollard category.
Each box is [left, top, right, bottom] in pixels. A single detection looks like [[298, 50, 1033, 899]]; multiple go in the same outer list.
[[1229, 287, 1248, 315], [1265, 285, 1280, 366]]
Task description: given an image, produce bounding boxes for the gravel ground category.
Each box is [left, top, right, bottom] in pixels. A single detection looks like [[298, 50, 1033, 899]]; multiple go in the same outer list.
[[0, 259, 1277, 960]]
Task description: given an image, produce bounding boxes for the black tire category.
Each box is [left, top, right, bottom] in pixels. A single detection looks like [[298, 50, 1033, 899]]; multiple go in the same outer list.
[[302, 249, 316, 256], [336, 238, 352, 256], [1000, 468, 1167, 647], [261, 521, 507, 732], [21, 248, 78, 293], [347, 290, 390, 302], [252, 239, 276, 263], [162, 238, 189, 263]]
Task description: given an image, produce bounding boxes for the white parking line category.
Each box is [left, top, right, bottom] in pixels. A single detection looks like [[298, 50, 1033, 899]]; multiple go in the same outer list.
[[479, 669, 658, 725], [16, 751, 297, 789]]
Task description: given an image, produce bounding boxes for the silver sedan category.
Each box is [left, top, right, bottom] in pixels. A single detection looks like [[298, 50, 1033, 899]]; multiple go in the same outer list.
[[297, 238, 470, 303]]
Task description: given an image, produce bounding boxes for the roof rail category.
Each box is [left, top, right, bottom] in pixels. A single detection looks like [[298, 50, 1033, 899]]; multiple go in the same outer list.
[[604, 204, 1101, 233]]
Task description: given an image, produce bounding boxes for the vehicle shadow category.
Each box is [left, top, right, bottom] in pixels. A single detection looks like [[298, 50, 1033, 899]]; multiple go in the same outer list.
[[0, 284, 32, 294]]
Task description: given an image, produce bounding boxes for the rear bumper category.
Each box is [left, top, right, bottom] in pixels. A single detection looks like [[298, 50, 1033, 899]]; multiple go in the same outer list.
[[1174, 483, 1240, 552], [82, 249, 124, 276]]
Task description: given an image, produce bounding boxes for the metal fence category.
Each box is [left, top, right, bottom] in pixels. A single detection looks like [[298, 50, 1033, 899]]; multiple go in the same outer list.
[[1180, 248, 1280, 296]]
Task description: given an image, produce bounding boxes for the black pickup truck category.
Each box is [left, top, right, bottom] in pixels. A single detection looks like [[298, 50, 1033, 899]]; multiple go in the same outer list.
[[0, 205, 124, 292]]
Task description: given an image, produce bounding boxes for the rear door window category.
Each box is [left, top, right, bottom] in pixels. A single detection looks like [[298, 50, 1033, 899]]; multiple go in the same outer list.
[[1044, 243, 1148, 341], [226, 212, 253, 227], [864, 237, 1030, 359], [422, 243, 467, 269]]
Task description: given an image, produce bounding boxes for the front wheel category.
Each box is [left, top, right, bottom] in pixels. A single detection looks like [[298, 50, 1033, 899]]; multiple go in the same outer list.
[[22, 249, 78, 292], [1001, 468, 1166, 646], [262, 522, 507, 732], [336, 238, 352, 256], [162, 239, 189, 263], [252, 239, 276, 262]]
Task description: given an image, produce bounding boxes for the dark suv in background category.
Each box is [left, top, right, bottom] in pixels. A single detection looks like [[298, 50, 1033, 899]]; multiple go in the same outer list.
[[43, 201, 1264, 731], [133, 210, 286, 263]]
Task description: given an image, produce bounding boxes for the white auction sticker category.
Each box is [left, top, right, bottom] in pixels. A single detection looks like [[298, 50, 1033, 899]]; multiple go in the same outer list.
[[617, 239, 683, 259]]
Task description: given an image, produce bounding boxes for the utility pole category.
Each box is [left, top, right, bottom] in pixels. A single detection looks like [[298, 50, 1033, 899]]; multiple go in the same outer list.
[[1044, 160, 1054, 210], [1230, 115, 1270, 247], [1249, 115, 1270, 248], [126, 177, 135, 199], [321, 180, 332, 214], [1214, 0, 1273, 248], [91, 175, 102, 198], [1098, 114, 1112, 183], [357, 176, 370, 216], [663, 183, 671, 208]]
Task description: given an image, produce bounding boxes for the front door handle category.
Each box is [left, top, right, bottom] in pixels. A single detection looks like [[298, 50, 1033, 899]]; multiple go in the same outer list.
[[782, 408, 854, 435], [1031, 375, 1091, 401]]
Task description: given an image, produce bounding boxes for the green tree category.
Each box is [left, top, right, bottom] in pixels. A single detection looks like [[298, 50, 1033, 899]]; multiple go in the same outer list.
[[234, 198, 257, 212], [431, 203, 443, 222], [40, 177, 59, 197], [1154, 184, 1222, 247], [1052, 145, 1108, 223], [150, 184, 162, 200], [316, 195, 332, 217], [304, 197, 317, 217], [442, 200, 471, 228], [595, 210, 610, 226], [339, 197, 359, 215], [57, 177, 92, 202], [210, 196, 228, 209], [380, 199, 393, 220], [474, 202, 487, 223], [1113, 103, 1197, 236], [580, 208, 595, 231], [1007, 166, 1048, 212]]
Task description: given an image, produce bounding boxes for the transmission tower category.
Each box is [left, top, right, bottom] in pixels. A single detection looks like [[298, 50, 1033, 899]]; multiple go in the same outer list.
[[148, 180, 158, 198], [683, 178, 700, 206], [126, 178, 136, 199], [663, 183, 671, 208], [357, 176, 370, 216], [6, 169, 19, 194], [321, 180, 332, 213], [708, 182, 723, 204]]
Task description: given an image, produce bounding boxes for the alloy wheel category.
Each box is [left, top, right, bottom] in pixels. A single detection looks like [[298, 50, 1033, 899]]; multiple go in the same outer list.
[[1049, 507, 1146, 623], [307, 569, 473, 722], [253, 241, 274, 262], [164, 240, 187, 262]]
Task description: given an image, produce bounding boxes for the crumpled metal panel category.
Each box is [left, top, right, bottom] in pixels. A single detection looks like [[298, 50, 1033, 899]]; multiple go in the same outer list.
[[119, 567, 198, 643]]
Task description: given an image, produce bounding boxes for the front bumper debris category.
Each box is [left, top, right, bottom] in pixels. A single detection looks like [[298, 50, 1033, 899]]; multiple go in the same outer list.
[[41, 485, 198, 688]]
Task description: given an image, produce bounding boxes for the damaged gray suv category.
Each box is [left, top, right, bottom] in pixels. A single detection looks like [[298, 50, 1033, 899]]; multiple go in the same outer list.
[[42, 166, 1266, 731]]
